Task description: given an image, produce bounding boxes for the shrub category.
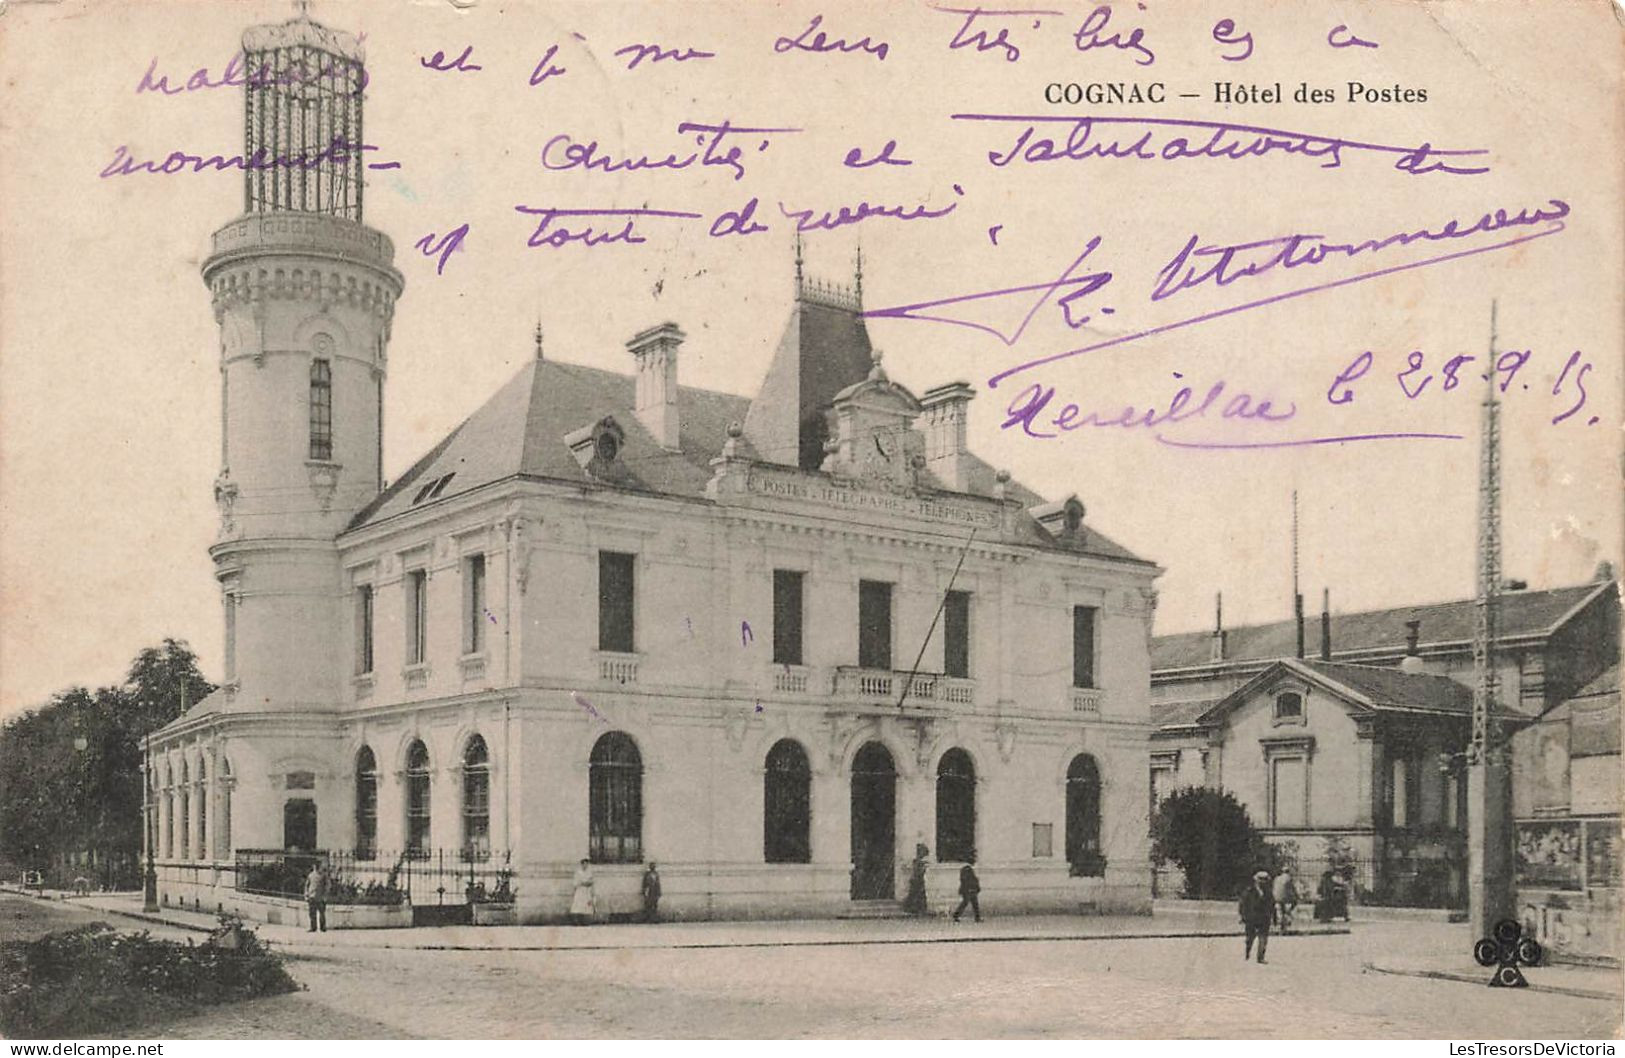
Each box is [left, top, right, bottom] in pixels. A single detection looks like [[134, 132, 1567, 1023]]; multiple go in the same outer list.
[[0, 917, 299, 1038], [1150, 786, 1276, 899]]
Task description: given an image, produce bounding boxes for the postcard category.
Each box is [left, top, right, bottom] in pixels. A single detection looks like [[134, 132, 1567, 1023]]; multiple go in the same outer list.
[[0, 0, 1619, 1041]]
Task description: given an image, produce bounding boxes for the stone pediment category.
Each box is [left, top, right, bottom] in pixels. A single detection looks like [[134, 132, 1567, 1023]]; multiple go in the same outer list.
[[822, 351, 927, 491]]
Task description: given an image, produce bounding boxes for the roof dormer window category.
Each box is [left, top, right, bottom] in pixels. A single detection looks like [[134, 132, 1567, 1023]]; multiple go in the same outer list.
[[411, 472, 456, 505], [565, 416, 629, 482]]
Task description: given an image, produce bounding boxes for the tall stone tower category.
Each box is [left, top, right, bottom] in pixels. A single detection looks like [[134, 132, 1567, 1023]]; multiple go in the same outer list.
[[202, 13, 403, 711]]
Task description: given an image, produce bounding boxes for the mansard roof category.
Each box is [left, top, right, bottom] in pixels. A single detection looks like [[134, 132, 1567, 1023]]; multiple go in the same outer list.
[[348, 357, 751, 529], [343, 346, 1151, 565], [1151, 581, 1614, 673]]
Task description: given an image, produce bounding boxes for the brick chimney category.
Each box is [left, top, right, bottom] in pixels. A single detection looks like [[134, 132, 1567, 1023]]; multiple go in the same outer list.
[[919, 381, 974, 491], [1210, 592, 1227, 662], [628, 322, 684, 451], [1400, 619, 1425, 673], [1320, 588, 1332, 661]]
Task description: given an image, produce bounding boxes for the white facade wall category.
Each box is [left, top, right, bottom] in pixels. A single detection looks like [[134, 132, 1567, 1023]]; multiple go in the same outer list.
[[157, 476, 1159, 921]]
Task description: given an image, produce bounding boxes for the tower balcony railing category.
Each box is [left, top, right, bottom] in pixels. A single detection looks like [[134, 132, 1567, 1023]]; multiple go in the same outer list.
[[209, 210, 396, 266]]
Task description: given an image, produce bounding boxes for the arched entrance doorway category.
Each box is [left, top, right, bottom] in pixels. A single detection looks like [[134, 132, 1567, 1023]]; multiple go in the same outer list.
[[850, 741, 896, 899]]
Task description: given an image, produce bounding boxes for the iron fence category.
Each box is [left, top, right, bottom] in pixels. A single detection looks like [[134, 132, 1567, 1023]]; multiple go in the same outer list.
[[1154, 853, 1467, 910], [233, 847, 515, 910], [1282, 855, 1466, 910]]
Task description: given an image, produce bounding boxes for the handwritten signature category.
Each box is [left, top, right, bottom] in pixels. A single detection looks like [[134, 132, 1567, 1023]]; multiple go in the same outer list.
[[864, 198, 1570, 391]]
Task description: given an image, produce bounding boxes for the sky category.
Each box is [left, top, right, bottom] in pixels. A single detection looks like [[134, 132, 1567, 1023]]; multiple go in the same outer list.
[[0, 0, 1620, 716]]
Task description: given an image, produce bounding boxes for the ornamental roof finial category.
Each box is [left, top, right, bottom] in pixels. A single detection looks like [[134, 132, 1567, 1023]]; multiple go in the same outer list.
[[854, 238, 864, 303]]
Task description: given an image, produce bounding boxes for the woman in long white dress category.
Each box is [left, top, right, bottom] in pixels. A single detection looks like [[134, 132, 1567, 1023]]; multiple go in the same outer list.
[[569, 858, 595, 925]]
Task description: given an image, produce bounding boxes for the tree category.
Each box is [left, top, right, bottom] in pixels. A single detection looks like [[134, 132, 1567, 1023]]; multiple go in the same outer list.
[[0, 640, 213, 884], [1150, 786, 1282, 898]]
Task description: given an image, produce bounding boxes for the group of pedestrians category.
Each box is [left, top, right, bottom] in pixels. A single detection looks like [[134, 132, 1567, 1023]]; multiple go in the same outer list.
[[568, 859, 663, 924], [903, 844, 983, 922], [307, 849, 1002, 928], [1237, 866, 1354, 963]]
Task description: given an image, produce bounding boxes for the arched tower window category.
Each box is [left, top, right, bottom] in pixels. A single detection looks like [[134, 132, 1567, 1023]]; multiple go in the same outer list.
[[936, 749, 976, 863], [309, 358, 333, 461], [355, 746, 378, 860], [1066, 754, 1104, 876], [589, 732, 642, 863], [764, 739, 811, 864], [405, 740, 431, 859], [462, 736, 491, 862]]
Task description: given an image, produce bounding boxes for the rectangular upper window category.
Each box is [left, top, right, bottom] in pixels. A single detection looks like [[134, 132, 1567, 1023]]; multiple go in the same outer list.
[[223, 594, 237, 682], [943, 590, 971, 679], [355, 584, 374, 675], [1072, 605, 1098, 689], [599, 551, 635, 653], [464, 554, 486, 654], [1271, 757, 1308, 827], [773, 569, 805, 667], [858, 579, 893, 671], [405, 569, 428, 665]]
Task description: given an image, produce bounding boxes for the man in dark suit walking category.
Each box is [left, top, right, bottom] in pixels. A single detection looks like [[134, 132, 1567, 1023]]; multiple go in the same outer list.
[[1239, 870, 1273, 963], [952, 861, 981, 923]]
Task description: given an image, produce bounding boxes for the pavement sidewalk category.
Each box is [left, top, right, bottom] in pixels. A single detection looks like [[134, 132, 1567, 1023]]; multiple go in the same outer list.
[[1363, 953, 1622, 1002], [18, 887, 1352, 953]]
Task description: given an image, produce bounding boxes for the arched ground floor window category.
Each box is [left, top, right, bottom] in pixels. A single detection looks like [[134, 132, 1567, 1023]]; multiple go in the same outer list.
[[936, 749, 976, 863], [1066, 754, 1104, 876], [590, 732, 642, 863], [764, 739, 811, 863]]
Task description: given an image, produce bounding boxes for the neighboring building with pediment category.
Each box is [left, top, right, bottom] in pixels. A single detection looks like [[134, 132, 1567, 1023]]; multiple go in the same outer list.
[[1148, 578, 1619, 962], [143, 12, 1161, 924]]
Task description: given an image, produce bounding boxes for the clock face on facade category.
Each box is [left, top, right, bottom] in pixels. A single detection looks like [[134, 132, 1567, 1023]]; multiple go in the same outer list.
[[854, 426, 914, 489]]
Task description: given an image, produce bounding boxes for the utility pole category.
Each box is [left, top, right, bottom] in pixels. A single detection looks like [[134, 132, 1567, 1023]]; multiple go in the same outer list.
[[1292, 490, 1305, 658], [1468, 300, 1514, 937]]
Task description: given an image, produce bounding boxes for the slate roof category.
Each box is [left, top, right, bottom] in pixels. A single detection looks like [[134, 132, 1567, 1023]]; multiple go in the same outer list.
[[1152, 582, 1612, 672], [1150, 697, 1221, 730], [1295, 660, 1478, 714], [1173, 657, 1530, 731], [342, 353, 1152, 564], [1572, 664, 1620, 702]]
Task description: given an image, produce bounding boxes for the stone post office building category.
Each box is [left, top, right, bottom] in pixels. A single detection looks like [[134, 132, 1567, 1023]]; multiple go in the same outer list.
[[145, 12, 1162, 923]]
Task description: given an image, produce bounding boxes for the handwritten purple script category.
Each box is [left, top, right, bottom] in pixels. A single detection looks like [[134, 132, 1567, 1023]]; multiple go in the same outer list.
[[864, 198, 1568, 384], [774, 14, 890, 61], [99, 138, 403, 177], [955, 114, 1490, 176], [540, 121, 802, 182], [1002, 341, 1597, 451], [138, 51, 367, 94]]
